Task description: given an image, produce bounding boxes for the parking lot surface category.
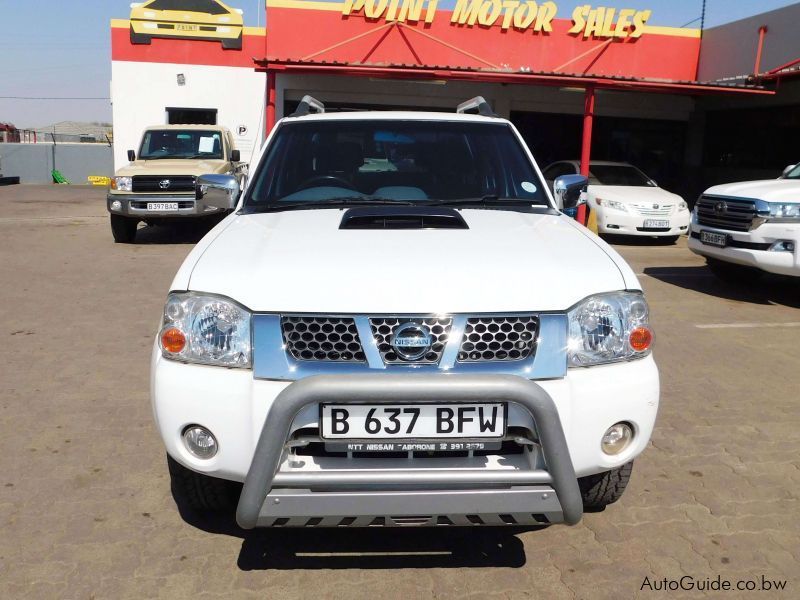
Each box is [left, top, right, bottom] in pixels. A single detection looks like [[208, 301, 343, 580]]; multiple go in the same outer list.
[[1, 185, 798, 599]]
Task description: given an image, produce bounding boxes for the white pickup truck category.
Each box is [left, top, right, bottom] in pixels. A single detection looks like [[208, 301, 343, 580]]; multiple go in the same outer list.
[[152, 97, 659, 529], [689, 165, 800, 279]]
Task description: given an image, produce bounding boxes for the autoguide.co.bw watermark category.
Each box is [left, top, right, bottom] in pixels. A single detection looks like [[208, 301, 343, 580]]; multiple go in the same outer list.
[[641, 574, 787, 593]]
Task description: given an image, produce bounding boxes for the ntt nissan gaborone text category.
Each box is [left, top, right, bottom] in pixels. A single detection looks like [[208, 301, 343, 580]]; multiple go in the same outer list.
[[152, 96, 659, 529]]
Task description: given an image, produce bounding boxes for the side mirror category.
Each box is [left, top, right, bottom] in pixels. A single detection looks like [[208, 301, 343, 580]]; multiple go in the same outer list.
[[553, 174, 589, 210], [230, 149, 240, 162], [781, 164, 796, 178], [197, 174, 240, 210], [127, 149, 136, 162]]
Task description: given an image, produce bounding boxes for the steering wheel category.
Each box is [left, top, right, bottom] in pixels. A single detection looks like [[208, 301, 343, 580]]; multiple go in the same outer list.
[[296, 175, 356, 191]]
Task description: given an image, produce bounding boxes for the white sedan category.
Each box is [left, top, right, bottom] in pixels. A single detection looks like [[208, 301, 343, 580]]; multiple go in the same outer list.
[[543, 161, 691, 242]]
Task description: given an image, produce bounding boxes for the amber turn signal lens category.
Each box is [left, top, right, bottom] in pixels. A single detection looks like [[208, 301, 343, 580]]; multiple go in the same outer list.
[[161, 327, 186, 354], [629, 327, 653, 352]]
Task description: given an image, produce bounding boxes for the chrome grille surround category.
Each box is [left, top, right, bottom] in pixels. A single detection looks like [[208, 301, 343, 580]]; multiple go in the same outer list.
[[281, 316, 366, 362], [696, 195, 768, 232], [370, 317, 453, 364], [458, 316, 538, 362], [632, 203, 674, 217]]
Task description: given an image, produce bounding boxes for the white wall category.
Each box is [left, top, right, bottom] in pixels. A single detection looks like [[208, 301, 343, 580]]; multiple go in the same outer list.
[[110, 61, 266, 170]]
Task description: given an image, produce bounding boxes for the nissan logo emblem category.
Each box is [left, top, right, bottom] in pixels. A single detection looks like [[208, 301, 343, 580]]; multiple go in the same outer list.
[[714, 201, 727, 216], [159, 179, 171, 190], [391, 322, 433, 361]]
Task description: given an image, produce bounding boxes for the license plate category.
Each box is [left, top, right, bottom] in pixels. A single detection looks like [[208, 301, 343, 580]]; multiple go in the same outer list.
[[320, 403, 506, 439], [176, 24, 199, 31], [700, 230, 727, 247], [147, 202, 179, 211], [643, 219, 670, 228]]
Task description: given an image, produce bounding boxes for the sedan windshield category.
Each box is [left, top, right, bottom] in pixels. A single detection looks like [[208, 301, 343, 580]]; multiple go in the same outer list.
[[784, 164, 800, 179], [139, 130, 223, 160], [245, 120, 548, 209], [590, 165, 655, 187]]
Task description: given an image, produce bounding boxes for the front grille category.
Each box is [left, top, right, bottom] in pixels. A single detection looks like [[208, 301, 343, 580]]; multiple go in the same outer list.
[[130, 200, 195, 209], [632, 203, 674, 217], [370, 317, 452, 364], [458, 316, 538, 362], [131, 175, 196, 193], [281, 316, 366, 362], [696, 195, 757, 232]]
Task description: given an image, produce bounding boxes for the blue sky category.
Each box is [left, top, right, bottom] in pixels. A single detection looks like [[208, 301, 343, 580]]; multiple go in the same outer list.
[[0, 0, 797, 127]]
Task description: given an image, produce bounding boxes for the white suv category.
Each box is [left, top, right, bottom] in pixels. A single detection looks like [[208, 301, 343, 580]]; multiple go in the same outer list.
[[152, 97, 660, 529], [689, 164, 800, 279]]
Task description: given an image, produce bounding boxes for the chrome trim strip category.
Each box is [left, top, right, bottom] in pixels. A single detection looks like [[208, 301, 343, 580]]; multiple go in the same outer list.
[[253, 313, 568, 380]]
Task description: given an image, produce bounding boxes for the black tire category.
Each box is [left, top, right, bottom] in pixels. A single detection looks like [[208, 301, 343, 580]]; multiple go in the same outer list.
[[222, 32, 243, 50], [578, 461, 633, 511], [706, 257, 763, 283], [110, 214, 138, 243], [129, 26, 151, 45], [167, 455, 240, 513]]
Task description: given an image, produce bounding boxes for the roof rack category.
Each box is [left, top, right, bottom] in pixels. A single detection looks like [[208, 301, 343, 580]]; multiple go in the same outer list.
[[456, 96, 498, 117], [289, 95, 325, 117]]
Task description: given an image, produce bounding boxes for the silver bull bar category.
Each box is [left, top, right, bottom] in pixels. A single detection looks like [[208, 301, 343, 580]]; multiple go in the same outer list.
[[236, 374, 583, 528]]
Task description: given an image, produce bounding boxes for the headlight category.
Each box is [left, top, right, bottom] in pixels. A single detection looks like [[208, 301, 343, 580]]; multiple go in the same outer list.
[[159, 292, 251, 368], [112, 176, 132, 192], [597, 198, 627, 212], [567, 292, 653, 367], [768, 203, 800, 221], [678, 201, 688, 211]]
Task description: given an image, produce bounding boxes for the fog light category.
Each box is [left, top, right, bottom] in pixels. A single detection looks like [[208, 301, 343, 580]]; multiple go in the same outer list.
[[769, 241, 795, 252], [110, 200, 122, 211], [183, 426, 218, 459], [601, 423, 633, 455]]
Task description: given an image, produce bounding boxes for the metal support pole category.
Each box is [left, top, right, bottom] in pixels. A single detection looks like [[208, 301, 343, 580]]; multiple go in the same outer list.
[[578, 85, 595, 225], [266, 70, 277, 136], [754, 26, 768, 76]]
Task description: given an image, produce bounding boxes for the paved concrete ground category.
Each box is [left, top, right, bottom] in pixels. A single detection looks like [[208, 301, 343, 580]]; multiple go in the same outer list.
[[1, 185, 797, 599]]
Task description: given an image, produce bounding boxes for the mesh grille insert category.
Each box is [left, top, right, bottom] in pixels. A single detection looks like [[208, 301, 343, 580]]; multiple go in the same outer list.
[[458, 316, 538, 362], [281, 316, 366, 362], [370, 317, 452, 364]]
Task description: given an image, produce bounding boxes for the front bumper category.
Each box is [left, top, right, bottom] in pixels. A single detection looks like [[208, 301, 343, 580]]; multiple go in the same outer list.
[[688, 221, 800, 276], [597, 207, 691, 237], [152, 348, 659, 527], [107, 193, 226, 218]]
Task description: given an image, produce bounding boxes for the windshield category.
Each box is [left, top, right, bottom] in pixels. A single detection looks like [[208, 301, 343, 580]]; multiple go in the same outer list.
[[784, 164, 800, 179], [590, 165, 655, 187], [245, 120, 548, 209], [139, 130, 223, 160], [145, 0, 229, 14]]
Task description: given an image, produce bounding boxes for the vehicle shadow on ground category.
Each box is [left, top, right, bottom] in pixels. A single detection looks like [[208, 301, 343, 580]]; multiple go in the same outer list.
[[604, 234, 679, 247], [134, 221, 216, 245], [176, 503, 534, 570], [643, 265, 800, 308]]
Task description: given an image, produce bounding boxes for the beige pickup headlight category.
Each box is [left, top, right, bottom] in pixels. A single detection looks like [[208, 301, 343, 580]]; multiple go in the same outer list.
[[111, 177, 132, 192]]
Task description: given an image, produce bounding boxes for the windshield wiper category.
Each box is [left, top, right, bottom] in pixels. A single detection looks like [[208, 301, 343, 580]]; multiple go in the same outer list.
[[430, 195, 545, 207], [246, 197, 418, 213]]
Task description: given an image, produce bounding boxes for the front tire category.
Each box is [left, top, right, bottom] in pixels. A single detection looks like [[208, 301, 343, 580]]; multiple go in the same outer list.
[[706, 258, 763, 283], [222, 32, 243, 50], [129, 26, 151, 45], [110, 214, 138, 243], [167, 455, 240, 513], [578, 461, 633, 511]]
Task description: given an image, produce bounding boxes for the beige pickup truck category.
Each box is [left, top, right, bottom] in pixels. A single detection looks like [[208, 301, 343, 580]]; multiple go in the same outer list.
[[107, 125, 244, 243]]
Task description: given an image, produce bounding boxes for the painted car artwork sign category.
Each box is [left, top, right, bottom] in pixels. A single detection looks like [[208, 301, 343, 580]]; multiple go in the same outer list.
[[129, 0, 245, 49]]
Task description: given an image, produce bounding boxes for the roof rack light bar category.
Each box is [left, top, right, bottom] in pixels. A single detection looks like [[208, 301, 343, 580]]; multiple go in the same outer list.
[[456, 96, 497, 117], [290, 95, 325, 117]]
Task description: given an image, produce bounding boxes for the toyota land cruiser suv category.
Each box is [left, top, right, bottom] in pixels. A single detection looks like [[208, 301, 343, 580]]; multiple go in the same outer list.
[[107, 125, 243, 243], [153, 97, 659, 529], [689, 164, 800, 279]]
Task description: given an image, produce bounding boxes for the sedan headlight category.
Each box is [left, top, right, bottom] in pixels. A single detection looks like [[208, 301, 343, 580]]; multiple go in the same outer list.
[[597, 198, 627, 212], [159, 292, 251, 368], [568, 292, 653, 367], [112, 176, 132, 192], [678, 200, 688, 211], [768, 203, 800, 221]]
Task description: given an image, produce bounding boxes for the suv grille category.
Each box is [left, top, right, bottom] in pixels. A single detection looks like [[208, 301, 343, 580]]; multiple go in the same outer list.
[[131, 175, 196, 193], [370, 317, 452, 364], [458, 316, 538, 362], [696, 196, 757, 232], [281, 316, 366, 362]]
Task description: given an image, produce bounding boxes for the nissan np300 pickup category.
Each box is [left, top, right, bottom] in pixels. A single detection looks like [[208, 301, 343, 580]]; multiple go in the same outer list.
[[152, 97, 659, 529]]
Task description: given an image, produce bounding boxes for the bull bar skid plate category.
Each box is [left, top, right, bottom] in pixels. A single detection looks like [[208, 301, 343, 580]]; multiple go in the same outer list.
[[236, 374, 583, 528]]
